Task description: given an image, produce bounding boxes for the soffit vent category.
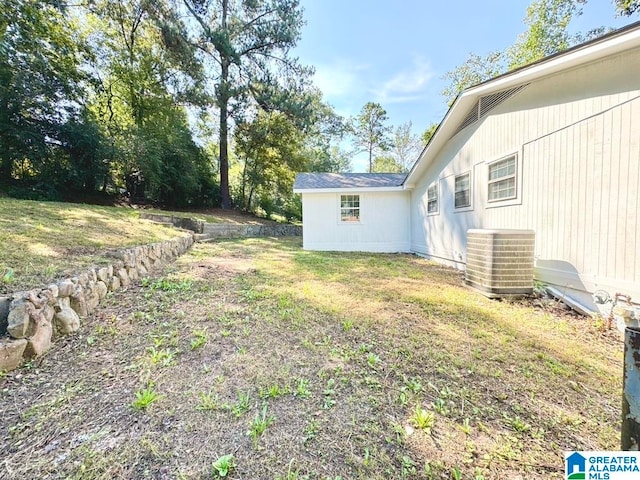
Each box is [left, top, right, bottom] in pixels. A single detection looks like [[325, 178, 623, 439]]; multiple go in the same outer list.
[[454, 100, 480, 136], [478, 84, 528, 117], [453, 84, 529, 136]]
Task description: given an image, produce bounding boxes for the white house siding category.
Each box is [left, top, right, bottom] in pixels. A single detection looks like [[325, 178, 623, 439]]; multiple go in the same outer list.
[[410, 46, 640, 301], [301, 190, 410, 252]]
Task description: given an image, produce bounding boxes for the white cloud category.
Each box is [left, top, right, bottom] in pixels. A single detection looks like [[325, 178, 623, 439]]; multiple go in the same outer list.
[[372, 55, 434, 104], [312, 61, 370, 98]]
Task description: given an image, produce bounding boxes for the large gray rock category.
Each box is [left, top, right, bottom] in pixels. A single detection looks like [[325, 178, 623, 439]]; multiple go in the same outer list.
[[54, 305, 81, 335], [87, 268, 97, 283], [0, 338, 28, 371], [109, 276, 121, 292], [85, 287, 100, 313], [97, 267, 110, 284], [127, 266, 139, 282], [43, 304, 55, 323], [46, 284, 59, 299], [24, 320, 52, 358], [95, 280, 108, 300], [57, 279, 74, 298], [138, 265, 148, 278], [70, 292, 88, 317], [7, 299, 35, 339], [116, 268, 130, 287]]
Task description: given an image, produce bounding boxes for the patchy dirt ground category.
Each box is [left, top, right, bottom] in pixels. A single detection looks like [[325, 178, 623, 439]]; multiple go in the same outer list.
[[0, 238, 623, 479]]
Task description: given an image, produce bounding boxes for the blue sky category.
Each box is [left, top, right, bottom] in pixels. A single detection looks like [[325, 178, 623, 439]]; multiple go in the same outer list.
[[292, 0, 636, 171]]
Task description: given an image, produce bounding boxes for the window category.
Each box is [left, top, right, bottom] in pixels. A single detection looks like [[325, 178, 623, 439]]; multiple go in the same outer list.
[[427, 183, 438, 214], [488, 155, 517, 202], [454, 173, 471, 208], [340, 194, 360, 222]]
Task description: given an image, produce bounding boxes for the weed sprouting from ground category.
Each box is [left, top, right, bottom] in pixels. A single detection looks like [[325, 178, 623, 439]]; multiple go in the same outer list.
[[132, 385, 162, 410], [211, 454, 235, 478], [248, 403, 275, 449]]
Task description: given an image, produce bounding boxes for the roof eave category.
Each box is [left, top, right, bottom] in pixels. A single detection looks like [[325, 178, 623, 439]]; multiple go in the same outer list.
[[293, 186, 406, 194]]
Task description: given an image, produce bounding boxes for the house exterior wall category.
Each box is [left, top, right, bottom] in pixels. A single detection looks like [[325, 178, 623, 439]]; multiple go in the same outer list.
[[301, 190, 411, 252], [410, 46, 640, 301]]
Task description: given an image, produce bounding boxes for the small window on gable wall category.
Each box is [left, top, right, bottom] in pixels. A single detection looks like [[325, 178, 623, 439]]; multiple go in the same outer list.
[[427, 183, 438, 214], [454, 173, 471, 209], [488, 155, 517, 202], [340, 194, 360, 222]]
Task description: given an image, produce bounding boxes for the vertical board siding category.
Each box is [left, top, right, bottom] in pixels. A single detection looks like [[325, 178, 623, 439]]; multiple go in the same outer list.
[[410, 47, 640, 297], [521, 97, 640, 284]]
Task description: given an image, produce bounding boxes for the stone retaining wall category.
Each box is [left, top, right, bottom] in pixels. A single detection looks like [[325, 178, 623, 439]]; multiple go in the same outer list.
[[140, 212, 302, 241], [199, 223, 302, 240], [0, 234, 194, 372], [140, 213, 205, 233]]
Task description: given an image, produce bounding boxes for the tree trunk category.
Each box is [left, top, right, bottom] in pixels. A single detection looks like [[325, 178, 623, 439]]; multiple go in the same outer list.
[[219, 86, 231, 208], [218, 0, 231, 209]]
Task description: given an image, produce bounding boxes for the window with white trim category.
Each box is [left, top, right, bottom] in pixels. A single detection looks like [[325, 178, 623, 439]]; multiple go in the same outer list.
[[454, 173, 471, 208], [488, 155, 517, 202], [340, 194, 360, 222], [427, 183, 438, 214]]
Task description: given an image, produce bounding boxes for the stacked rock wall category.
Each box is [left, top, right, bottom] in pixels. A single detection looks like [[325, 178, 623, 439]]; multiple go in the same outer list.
[[0, 234, 194, 372], [200, 223, 302, 240]]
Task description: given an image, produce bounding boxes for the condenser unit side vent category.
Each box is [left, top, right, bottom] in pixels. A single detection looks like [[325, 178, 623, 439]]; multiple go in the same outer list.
[[465, 229, 535, 298]]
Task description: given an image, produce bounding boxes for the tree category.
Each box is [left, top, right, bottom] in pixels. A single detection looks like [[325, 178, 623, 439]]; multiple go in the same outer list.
[[371, 156, 403, 173], [441, 0, 587, 104], [307, 146, 351, 173], [86, 0, 211, 203], [0, 0, 88, 182], [507, 0, 586, 69], [234, 110, 304, 214], [156, 0, 311, 209], [615, 0, 640, 15], [390, 121, 422, 172], [442, 51, 505, 105], [422, 123, 438, 145], [351, 102, 392, 173]]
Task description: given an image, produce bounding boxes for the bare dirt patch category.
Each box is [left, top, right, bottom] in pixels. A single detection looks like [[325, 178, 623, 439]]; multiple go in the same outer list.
[[0, 238, 623, 479]]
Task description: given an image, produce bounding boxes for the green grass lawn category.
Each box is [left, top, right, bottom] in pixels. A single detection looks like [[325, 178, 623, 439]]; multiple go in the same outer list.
[[0, 198, 190, 293], [0, 237, 623, 479]]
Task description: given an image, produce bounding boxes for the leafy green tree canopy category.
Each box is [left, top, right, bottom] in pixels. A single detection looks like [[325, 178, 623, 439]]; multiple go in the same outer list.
[[350, 102, 392, 173], [155, 0, 312, 208]]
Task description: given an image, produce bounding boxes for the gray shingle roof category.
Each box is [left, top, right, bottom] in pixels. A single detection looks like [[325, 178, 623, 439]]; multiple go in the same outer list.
[[294, 172, 407, 190]]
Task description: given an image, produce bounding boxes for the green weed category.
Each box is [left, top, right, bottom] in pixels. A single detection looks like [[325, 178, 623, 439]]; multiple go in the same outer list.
[[303, 420, 319, 445], [190, 328, 208, 350], [275, 460, 309, 480], [197, 392, 221, 411], [231, 391, 251, 417], [146, 346, 177, 367], [132, 385, 162, 410], [411, 405, 435, 432], [293, 378, 311, 399], [148, 278, 193, 292], [211, 454, 235, 478], [248, 404, 274, 448]]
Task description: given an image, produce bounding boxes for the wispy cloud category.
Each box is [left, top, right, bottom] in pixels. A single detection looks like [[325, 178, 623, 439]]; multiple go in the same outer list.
[[371, 55, 434, 104], [312, 60, 370, 98]]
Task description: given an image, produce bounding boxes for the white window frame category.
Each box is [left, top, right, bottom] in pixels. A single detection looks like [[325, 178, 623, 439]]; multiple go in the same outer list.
[[454, 172, 472, 210], [427, 182, 439, 215], [487, 154, 517, 203], [339, 194, 360, 223]]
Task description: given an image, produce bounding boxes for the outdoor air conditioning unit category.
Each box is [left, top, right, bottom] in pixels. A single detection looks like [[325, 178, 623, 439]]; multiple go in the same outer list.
[[465, 229, 535, 298]]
